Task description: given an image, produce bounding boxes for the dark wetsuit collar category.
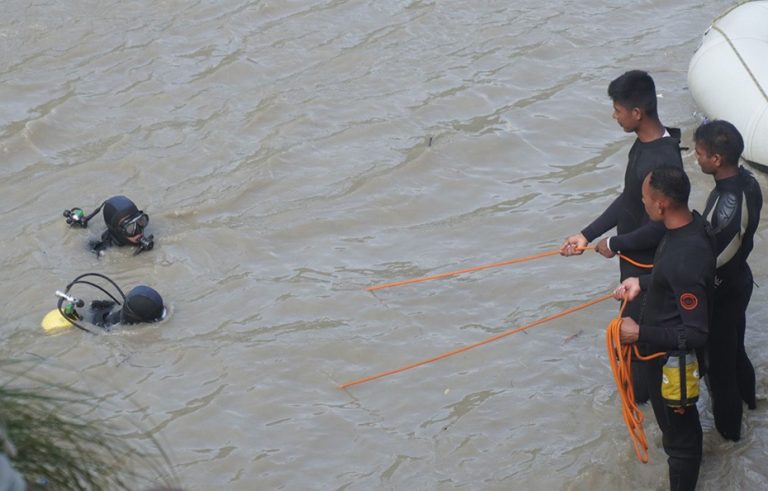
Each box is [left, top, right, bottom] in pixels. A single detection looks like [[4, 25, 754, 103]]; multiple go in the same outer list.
[[666, 211, 703, 237], [714, 170, 740, 191]]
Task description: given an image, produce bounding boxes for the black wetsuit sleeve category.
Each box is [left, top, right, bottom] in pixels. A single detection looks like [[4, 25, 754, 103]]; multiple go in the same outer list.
[[638, 273, 652, 291], [581, 194, 622, 242], [638, 263, 709, 350], [609, 220, 665, 253]]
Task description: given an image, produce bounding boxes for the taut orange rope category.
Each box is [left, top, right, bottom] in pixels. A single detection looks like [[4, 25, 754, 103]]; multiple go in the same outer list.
[[367, 247, 651, 292], [367, 249, 564, 292], [606, 297, 666, 463], [340, 292, 614, 389]]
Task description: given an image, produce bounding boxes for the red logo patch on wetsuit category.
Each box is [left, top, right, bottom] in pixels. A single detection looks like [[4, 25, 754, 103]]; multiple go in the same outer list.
[[680, 293, 699, 311]]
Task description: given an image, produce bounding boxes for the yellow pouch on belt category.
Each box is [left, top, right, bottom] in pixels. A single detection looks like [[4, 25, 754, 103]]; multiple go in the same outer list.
[[661, 350, 699, 407]]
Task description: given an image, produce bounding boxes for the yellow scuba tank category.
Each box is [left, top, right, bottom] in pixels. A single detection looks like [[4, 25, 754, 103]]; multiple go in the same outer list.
[[41, 309, 74, 332], [661, 350, 700, 407]]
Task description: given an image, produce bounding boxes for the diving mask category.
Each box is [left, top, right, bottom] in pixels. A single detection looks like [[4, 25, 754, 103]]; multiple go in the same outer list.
[[120, 212, 149, 236]]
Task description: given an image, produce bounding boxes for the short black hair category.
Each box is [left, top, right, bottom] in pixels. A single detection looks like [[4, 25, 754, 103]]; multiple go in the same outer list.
[[649, 166, 690, 207], [693, 120, 744, 167], [608, 70, 658, 118]]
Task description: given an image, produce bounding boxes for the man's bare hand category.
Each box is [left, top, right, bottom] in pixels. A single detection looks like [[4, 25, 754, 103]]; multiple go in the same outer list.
[[619, 317, 640, 344], [613, 277, 642, 302], [560, 233, 588, 256]]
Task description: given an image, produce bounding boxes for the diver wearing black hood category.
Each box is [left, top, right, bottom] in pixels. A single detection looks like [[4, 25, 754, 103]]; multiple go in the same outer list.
[[63, 196, 154, 255], [53, 274, 165, 332], [89, 286, 166, 328]]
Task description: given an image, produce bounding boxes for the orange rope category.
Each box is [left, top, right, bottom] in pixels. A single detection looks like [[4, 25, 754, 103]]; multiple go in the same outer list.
[[340, 292, 614, 389], [617, 253, 653, 270], [606, 297, 666, 463], [367, 249, 564, 292], [367, 247, 651, 292]]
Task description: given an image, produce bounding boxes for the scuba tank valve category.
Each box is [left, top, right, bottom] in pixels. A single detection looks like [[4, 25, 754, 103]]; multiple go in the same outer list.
[[55, 290, 84, 318], [62, 202, 105, 228], [55, 290, 84, 307], [63, 208, 88, 227]]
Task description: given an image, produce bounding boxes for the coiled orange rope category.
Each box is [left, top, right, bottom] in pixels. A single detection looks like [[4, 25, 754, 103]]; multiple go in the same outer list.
[[367, 247, 651, 292], [340, 292, 614, 389], [606, 297, 666, 463]]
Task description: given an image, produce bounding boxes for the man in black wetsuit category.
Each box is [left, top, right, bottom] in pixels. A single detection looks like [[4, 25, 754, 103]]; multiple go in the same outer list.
[[694, 120, 762, 441], [56, 273, 166, 332], [64, 195, 154, 255], [561, 70, 683, 402], [91, 195, 153, 254], [614, 166, 715, 491]]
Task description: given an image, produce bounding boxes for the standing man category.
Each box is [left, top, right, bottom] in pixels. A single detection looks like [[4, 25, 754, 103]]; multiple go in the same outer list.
[[561, 70, 684, 401], [694, 120, 762, 441], [614, 166, 715, 491]]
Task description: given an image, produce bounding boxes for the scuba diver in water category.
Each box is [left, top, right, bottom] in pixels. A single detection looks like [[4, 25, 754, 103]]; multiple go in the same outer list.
[[63, 195, 154, 255], [44, 273, 166, 333]]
